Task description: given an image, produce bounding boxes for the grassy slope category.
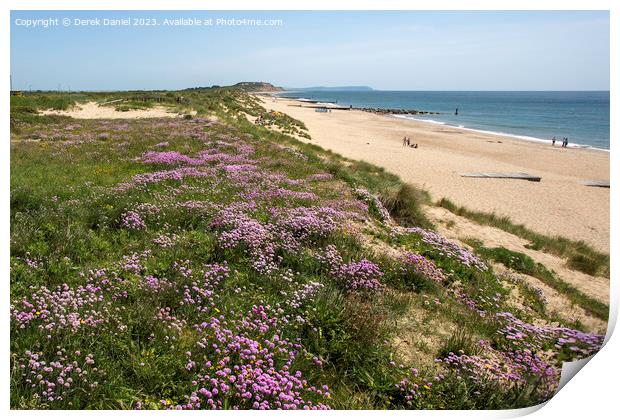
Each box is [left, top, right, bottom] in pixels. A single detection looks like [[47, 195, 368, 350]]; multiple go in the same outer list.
[[9, 90, 605, 410], [464, 242, 608, 321], [437, 198, 610, 278]]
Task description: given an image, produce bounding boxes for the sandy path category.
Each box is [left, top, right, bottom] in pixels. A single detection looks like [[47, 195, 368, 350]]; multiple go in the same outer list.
[[40, 101, 177, 119], [258, 96, 609, 252], [494, 264, 606, 333], [426, 206, 609, 305]]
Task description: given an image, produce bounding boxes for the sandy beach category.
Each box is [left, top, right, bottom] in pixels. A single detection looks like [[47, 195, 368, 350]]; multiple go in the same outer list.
[[257, 96, 610, 252]]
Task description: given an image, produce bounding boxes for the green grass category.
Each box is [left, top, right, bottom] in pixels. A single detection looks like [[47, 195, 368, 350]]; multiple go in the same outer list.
[[113, 101, 156, 112], [437, 324, 481, 358], [437, 198, 609, 278], [11, 93, 76, 113], [381, 184, 432, 228]]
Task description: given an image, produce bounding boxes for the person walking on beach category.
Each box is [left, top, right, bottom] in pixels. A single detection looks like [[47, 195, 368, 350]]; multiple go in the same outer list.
[[564, 137, 569, 148], [402, 136, 407, 147], [552, 136, 556, 146]]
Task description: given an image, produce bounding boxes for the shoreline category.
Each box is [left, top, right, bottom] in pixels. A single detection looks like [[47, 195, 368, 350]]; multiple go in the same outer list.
[[390, 114, 610, 153], [271, 92, 610, 152], [256, 95, 610, 252]]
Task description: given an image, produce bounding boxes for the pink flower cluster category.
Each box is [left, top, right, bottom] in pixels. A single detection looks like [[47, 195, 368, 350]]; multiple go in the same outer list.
[[275, 206, 344, 243], [141, 151, 202, 166], [395, 368, 435, 406], [400, 252, 447, 283], [394, 226, 488, 271], [213, 204, 348, 275], [496, 312, 604, 358], [120, 211, 146, 230], [306, 173, 333, 182], [437, 340, 559, 400], [153, 233, 178, 248], [285, 282, 324, 310], [353, 187, 391, 222], [318, 245, 384, 293], [158, 305, 330, 410], [116, 167, 216, 192], [10, 283, 122, 334], [15, 349, 101, 405], [180, 263, 230, 313]]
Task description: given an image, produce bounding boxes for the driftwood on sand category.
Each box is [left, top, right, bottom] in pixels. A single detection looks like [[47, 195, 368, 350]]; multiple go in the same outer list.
[[460, 172, 542, 182], [580, 180, 610, 188]]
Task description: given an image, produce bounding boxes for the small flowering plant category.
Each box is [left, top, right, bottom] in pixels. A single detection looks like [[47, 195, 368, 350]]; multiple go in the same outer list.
[[317, 245, 384, 293], [353, 187, 391, 222], [393, 368, 437, 408], [393, 226, 488, 272], [13, 348, 104, 408], [120, 210, 146, 230], [162, 305, 331, 410], [436, 340, 560, 404]]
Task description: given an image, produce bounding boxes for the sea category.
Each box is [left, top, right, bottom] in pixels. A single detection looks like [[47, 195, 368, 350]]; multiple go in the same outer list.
[[277, 91, 610, 150]]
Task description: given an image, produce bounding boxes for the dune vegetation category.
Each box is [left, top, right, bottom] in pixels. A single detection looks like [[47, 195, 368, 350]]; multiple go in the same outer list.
[[10, 88, 606, 410]]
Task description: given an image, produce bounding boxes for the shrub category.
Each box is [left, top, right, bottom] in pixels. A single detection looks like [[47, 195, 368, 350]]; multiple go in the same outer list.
[[380, 184, 432, 228]]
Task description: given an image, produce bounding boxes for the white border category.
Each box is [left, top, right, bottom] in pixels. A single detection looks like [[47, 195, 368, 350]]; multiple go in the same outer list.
[[3, 2, 616, 420]]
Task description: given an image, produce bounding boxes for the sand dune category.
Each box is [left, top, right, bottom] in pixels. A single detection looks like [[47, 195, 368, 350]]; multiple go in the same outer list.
[[258, 96, 609, 252], [39, 101, 177, 119]]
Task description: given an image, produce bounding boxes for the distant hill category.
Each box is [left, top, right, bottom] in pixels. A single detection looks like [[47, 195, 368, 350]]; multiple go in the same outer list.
[[182, 83, 371, 93], [230, 82, 285, 92], [288, 86, 374, 92], [183, 82, 284, 92]]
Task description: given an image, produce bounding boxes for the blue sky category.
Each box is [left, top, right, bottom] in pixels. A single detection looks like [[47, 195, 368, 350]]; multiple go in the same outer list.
[[10, 10, 610, 91]]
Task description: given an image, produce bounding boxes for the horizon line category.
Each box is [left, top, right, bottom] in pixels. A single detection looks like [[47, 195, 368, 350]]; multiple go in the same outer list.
[[13, 87, 611, 93]]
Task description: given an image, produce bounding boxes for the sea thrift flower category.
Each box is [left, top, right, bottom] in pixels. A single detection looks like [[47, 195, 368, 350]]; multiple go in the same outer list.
[[153, 233, 178, 248], [306, 173, 333, 182], [286, 282, 324, 309], [393, 226, 488, 271], [318, 245, 384, 293], [168, 306, 331, 410], [396, 367, 436, 406], [353, 187, 391, 222], [141, 151, 201, 166], [496, 312, 604, 358], [120, 211, 146, 230], [400, 252, 446, 283], [14, 349, 102, 406], [436, 341, 559, 401]]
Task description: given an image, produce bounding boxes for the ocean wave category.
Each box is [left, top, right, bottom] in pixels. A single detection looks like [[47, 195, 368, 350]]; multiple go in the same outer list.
[[392, 115, 446, 126], [390, 114, 609, 152]]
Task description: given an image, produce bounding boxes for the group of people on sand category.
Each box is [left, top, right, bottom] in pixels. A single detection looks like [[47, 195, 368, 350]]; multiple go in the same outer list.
[[551, 136, 569, 148], [402, 136, 419, 149]]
